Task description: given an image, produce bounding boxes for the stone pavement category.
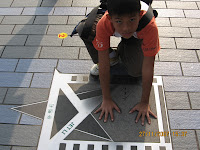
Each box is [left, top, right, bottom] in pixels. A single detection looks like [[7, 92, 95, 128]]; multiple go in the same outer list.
[[0, 0, 200, 150]]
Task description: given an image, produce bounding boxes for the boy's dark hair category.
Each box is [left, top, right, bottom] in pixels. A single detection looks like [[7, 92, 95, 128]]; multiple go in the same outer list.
[[107, 0, 141, 16]]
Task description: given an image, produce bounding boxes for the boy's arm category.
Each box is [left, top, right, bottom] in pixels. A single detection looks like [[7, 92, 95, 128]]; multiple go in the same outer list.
[[129, 56, 157, 125], [94, 49, 120, 122]]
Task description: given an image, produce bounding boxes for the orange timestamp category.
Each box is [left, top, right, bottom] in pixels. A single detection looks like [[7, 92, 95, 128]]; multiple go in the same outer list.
[[139, 131, 187, 137]]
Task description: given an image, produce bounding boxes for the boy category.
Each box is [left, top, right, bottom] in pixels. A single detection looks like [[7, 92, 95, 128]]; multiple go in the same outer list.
[[78, 0, 159, 125]]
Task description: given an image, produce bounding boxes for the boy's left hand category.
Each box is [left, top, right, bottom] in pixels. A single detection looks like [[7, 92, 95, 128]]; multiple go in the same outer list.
[[129, 102, 157, 126]]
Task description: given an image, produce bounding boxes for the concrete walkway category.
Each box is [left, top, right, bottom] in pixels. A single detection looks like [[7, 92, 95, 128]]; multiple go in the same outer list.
[[0, 0, 200, 150]]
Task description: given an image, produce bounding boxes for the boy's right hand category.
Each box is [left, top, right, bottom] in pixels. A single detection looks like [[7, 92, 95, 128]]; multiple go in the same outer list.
[[94, 99, 121, 122]]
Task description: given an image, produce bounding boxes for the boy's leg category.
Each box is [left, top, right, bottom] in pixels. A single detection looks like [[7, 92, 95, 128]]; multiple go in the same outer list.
[[117, 37, 144, 77]]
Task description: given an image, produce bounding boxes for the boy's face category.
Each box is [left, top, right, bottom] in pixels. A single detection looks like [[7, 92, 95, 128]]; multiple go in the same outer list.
[[108, 13, 140, 39]]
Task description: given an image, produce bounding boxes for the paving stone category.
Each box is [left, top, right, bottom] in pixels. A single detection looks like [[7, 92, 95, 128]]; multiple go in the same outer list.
[[34, 16, 68, 24], [198, 2, 200, 8], [0, 0, 13, 7], [12, 25, 48, 35], [0, 146, 11, 150], [159, 38, 176, 49], [2, 46, 41, 59], [166, 1, 198, 9], [169, 110, 200, 129], [41, 0, 72, 7], [0, 88, 7, 103], [0, 46, 5, 56], [57, 60, 93, 73], [16, 59, 57, 73], [31, 73, 53, 88], [170, 18, 200, 27], [19, 114, 42, 125], [0, 105, 20, 124], [175, 38, 200, 50], [0, 35, 27, 46], [0, 124, 41, 146], [151, 1, 166, 8], [22, 7, 54, 15], [182, 63, 200, 76], [11, 147, 36, 150], [0, 59, 18, 72], [0, 8, 23, 16], [190, 28, 200, 38], [11, 0, 42, 7], [26, 35, 62, 46], [155, 18, 170, 27], [2, 16, 35, 25], [165, 92, 190, 109], [4, 88, 49, 105], [0, 73, 32, 87], [154, 62, 182, 76], [0, 16, 3, 23], [196, 130, 200, 150], [47, 25, 74, 35], [72, 0, 100, 7], [54, 7, 86, 16], [197, 50, 200, 61], [79, 47, 91, 60], [40, 47, 79, 59], [159, 49, 198, 62], [158, 27, 191, 38], [63, 36, 85, 46], [156, 9, 184, 18], [189, 93, 200, 109], [0, 25, 15, 34], [163, 76, 200, 92], [171, 130, 198, 150], [68, 16, 85, 24], [184, 10, 200, 18]]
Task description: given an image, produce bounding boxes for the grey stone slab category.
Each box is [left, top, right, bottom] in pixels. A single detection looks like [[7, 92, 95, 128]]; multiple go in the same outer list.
[[63, 36, 85, 46], [151, 1, 166, 8], [165, 92, 190, 109], [31, 73, 53, 88], [163, 76, 200, 92], [11, 0, 42, 7], [26, 35, 62, 46], [79, 47, 91, 60], [4, 88, 49, 105], [189, 93, 200, 109], [2, 16, 35, 25], [2, 46, 41, 58], [40, 47, 79, 59], [159, 49, 198, 62], [0, 105, 20, 124], [0, 73, 32, 87], [196, 130, 200, 150], [171, 130, 198, 150], [170, 18, 200, 27], [0, 46, 5, 56], [54, 7, 86, 16], [47, 25, 74, 35], [169, 110, 200, 129], [175, 38, 200, 50], [0, 16, 3, 23], [68, 16, 85, 24], [16, 59, 57, 73], [72, 0, 100, 7], [166, 1, 198, 9], [11, 147, 36, 150], [0, 25, 15, 34], [159, 38, 176, 49], [155, 18, 170, 27], [0, 59, 18, 72], [57, 60, 93, 73], [156, 9, 184, 18], [197, 50, 200, 60], [184, 10, 200, 18], [190, 28, 200, 38], [0, 124, 41, 146], [0, 0, 13, 7], [0, 8, 23, 15], [0, 146, 11, 150], [154, 62, 182, 76], [0, 35, 27, 46], [41, 0, 72, 7], [19, 114, 42, 125], [182, 63, 200, 76], [34, 16, 68, 24], [158, 27, 191, 38], [22, 7, 54, 15], [0, 88, 7, 103], [12, 25, 48, 35], [198, 2, 200, 8]]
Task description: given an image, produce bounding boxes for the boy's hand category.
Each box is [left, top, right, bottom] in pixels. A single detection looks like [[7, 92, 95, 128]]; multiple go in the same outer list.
[[94, 99, 121, 122], [129, 102, 157, 126]]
